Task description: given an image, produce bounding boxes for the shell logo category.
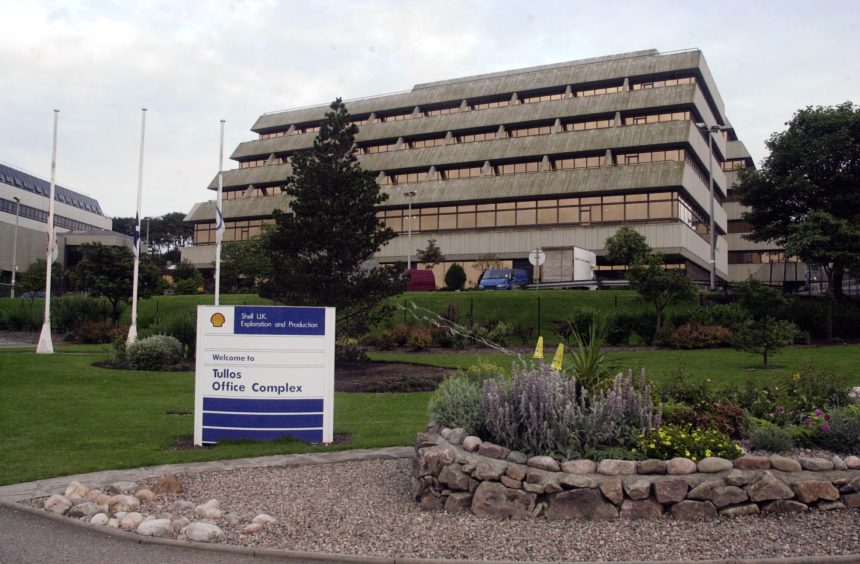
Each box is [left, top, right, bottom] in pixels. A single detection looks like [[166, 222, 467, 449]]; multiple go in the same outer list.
[[210, 312, 226, 328]]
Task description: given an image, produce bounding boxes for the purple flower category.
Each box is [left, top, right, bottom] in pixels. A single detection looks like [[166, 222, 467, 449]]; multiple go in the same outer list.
[[824, 414, 831, 421], [821, 423, 831, 432], [814, 408, 823, 416], [776, 406, 785, 413], [803, 418, 812, 426]]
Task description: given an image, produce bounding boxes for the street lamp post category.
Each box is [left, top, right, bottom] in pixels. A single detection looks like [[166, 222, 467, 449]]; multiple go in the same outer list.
[[696, 122, 726, 292], [404, 190, 417, 269], [10, 196, 20, 298]]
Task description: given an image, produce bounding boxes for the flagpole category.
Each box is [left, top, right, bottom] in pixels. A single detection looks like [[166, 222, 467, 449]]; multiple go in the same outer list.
[[128, 108, 147, 344], [214, 119, 225, 306], [37, 109, 60, 354]]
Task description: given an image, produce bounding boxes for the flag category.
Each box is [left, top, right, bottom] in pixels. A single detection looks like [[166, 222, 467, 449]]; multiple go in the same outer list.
[[50, 228, 59, 264], [132, 213, 140, 258], [550, 343, 564, 371], [533, 336, 544, 359], [215, 203, 225, 245]]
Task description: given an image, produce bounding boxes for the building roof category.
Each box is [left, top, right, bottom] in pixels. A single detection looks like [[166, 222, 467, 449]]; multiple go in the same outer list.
[[0, 162, 104, 215]]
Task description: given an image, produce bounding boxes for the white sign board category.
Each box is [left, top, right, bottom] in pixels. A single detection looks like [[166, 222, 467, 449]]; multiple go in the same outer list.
[[193, 305, 335, 446], [529, 248, 546, 266]]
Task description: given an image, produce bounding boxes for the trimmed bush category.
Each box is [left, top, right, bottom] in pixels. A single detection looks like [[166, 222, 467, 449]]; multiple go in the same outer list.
[[689, 303, 746, 330], [668, 322, 732, 349], [444, 263, 467, 291], [428, 375, 483, 435], [54, 294, 113, 332], [745, 419, 794, 452], [77, 321, 128, 344], [126, 335, 183, 371]]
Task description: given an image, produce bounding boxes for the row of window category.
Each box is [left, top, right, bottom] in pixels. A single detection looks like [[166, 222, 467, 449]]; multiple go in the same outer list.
[[222, 186, 287, 200], [193, 218, 274, 244], [0, 197, 101, 232], [721, 159, 749, 172], [728, 251, 800, 265], [259, 74, 698, 138], [727, 220, 752, 234], [375, 191, 708, 239], [239, 157, 290, 169]]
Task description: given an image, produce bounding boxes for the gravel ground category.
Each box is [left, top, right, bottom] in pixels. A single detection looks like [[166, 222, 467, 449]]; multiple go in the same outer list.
[[121, 458, 860, 562]]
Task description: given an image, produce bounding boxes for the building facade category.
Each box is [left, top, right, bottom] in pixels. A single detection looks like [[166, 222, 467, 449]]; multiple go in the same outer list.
[[183, 49, 779, 287]]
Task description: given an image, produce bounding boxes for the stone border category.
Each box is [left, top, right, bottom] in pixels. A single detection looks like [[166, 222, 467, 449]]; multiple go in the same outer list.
[[413, 429, 860, 520]]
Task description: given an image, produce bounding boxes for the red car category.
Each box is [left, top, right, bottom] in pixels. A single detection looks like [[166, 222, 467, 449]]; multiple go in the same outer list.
[[404, 269, 436, 291]]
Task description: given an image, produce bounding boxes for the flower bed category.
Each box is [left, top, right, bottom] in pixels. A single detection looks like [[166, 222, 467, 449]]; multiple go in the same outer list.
[[412, 428, 860, 521]]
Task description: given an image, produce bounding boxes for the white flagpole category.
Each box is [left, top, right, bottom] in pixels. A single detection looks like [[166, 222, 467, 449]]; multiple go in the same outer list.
[[214, 119, 225, 306], [37, 109, 60, 354], [128, 108, 147, 344]]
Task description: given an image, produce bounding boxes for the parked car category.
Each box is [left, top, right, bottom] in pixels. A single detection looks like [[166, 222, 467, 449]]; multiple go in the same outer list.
[[478, 268, 529, 290], [404, 269, 436, 291]]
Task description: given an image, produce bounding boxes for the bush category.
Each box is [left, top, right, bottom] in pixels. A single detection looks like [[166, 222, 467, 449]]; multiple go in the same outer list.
[[77, 321, 128, 344], [126, 335, 184, 370], [745, 419, 794, 452], [461, 362, 505, 385], [690, 303, 746, 331], [6, 307, 39, 330], [174, 278, 199, 295], [408, 327, 432, 351], [391, 323, 411, 346], [605, 312, 636, 345], [369, 329, 396, 350], [553, 309, 598, 345], [427, 376, 483, 434], [472, 319, 513, 347], [563, 320, 616, 392], [444, 264, 467, 291], [813, 406, 860, 454], [637, 424, 743, 461], [663, 400, 747, 439], [658, 367, 717, 408], [53, 294, 113, 332], [431, 326, 466, 349], [160, 314, 197, 358], [668, 323, 732, 349]]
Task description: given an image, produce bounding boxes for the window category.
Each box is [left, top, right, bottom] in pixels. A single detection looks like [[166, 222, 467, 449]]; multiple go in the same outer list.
[[630, 76, 696, 90], [509, 124, 553, 137], [457, 131, 496, 144], [575, 84, 623, 97], [521, 91, 565, 104]]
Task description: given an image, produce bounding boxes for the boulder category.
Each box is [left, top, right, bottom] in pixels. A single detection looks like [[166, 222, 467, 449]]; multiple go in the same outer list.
[[171, 517, 191, 533], [134, 489, 156, 502], [761, 500, 809, 513], [525, 470, 562, 493], [440, 427, 452, 439], [747, 472, 795, 502], [416, 446, 455, 476], [697, 457, 733, 473], [769, 455, 802, 473], [733, 455, 771, 470], [184, 522, 225, 543], [152, 474, 182, 495], [623, 479, 651, 500], [474, 459, 508, 481], [243, 522, 264, 534], [418, 491, 445, 510], [523, 482, 544, 494], [44, 495, 71, 515], [462, 436, 482, 452], [711, 486, 749, 508], [597, 459, 637, 476], [438, 464, 471, 491], [447, 428, 467, 445], [252, 514, 276, 525], [109, 495, 140, 513], [107, 519, 119, 528], [670, 500, 717, 521], [791, 480, 840, 504], [719, 504, 760, 518], [847, 476, 860, 492], [506, 464, 527, 482], [195, 499, 222, 520], [830, 455, 848, 471], [637, 459, 667, 475], [561, 460, 597, 474], [845, 455, 860, 470], [620, 498, 663, 519], [136, 519, 173, 537], [506, 451, 529, 464], [654, 478, 688, 504], [724, 469, 758, 487], [89, 513, 109, 526], [64, 481, 89, 499], [105, 481, 137, 495], [599, 479, 624, 505], [666, 458, 697, 475], [415, 432, 438, 449], [841, 493, 860, 508], [120, 512, 144, 530], [527, 456, 560, 472], [546, 489, 619, 521], [798, 457, 834, 471], [471, 481, 536, 519], [478, 442, 510, 460], [67, 502, 102, 519], [444, 492, 473, 513], [500, 476, 522, 489], [559, 474, 597, 489], [687, 482, 715, 501], [815, 501, 846, 511]]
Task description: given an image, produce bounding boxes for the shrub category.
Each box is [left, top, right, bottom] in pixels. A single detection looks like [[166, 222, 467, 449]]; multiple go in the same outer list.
[[658, 366, 717, 408], [813, 406, 860, 454], [431, 326, 466, 349], [408, 327, 432, 351], [745, 419, 794, 452], [663, 400, 747, 439], [126, 335, 184, 370], [563, 320, 616, 392], [690, 303, 746, 330], [6, 307, 39, 330], [335, 343, 369, 363], [668, 323, 732, 349], [553, 309, 598, 345], [637, 424, 743, 461], [77, 321, 128, 344], [427, 376, 483, 434], [391, 323, 411, 346], [605, 312, 635, 345], [370, 329, 396, 350], [472, 319, 513, 347], [53, 294, 112, 332], [444, 263, 467, 291], [160, 314, 197, 358], [731, 317, 799, 367], [174, 278, 199, 295], [461, 362, 505, 385]]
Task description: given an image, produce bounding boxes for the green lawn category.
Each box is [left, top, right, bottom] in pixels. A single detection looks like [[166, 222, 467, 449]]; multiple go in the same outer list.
[[0, 350, 428, 486]]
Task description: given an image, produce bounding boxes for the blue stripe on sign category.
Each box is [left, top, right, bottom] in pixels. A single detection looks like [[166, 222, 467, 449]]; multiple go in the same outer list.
[[234, 306, 326, 335], [203, 397, 323, 413], [202, 428, 323, 444], [203, 412, 323, 429]]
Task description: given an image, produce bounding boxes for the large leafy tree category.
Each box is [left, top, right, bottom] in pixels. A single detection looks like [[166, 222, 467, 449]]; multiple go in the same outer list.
[[261, 98, 403, 333], [736, 102, 860, 299], [111, 212, 193, 265], [221, 238, 272, 293], [605, 225, 650, 266]]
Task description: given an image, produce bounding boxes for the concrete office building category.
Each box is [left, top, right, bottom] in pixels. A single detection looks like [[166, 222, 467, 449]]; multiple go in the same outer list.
[[183, 48, 773, 287], [0, 162, 116, 295]]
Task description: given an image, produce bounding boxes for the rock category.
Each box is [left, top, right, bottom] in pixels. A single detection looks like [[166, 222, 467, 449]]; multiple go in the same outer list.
[[134, 489, 156, 502], [184, 522, 225, 543], [64, 481, 89, 498], [623, 479, 651, 500], [107, 519, 119, 528], [654, 478, 688, 504], [597, 459, 637, 476], [792, 480, 840, 504], [222, 512, 242, 526], [418, 490, 444, 510], [527, 456, 560, 472], [666, 458, 697, 475], [171, 517, 191, 533], [816, 500, 846, 511], [252, 513, 276, 525], [697, 457, 733, 473], [478, 442, 510, 460], [440, 427, 452, 439], [474, 459, 508, 481], [798, 457, 833, 471], [415, 432, 438, 449], [733, 455, 771, 470], [599, 479, 624, 505], [120, 512, 144, 530], [462, 436, 482, 452], [137, 518, 173, 537], [559, 474, 597, 489], [725, 469, 758, 487], [831, 455, 848, 471], [670, 500, 717, 521], [526, 470, 562, 493], [849, 386, 860, 403], [506, 464, 527, 482], [845, 455, 860, 470], [416, 446, 456, 476], [152, 474, 183, 495], [92, 493, 113, 507], [110, 495, 140, 513], [841, 493, 860, 508], [195, 499, 222, 520], [620, 498, 663, 519], [546, 489, 619, 521], [561, 460, 597, 474], [105, 481, 138, 495], [711, 486, 749, 508], [500, 476, 522, 489], [85, 489, 102, 502], [471, 481, 536, 519], [444, 492, 473, 513], [847, 476, 860, 493], [89, 513, 109, 526], [447, 428, 467, 445], [176, 500, 195, 511], [637, 459, 667, 475], [687, 482, 715, 501], [243, 522, 264, 534], [523, 482, 544, 494], [44, 495, 71, 515], [506, 451, 529, 464], [719, 504, 760, 517], [747, 472, 795, 502], [438, 464, 471, 491], [67, 502, 101, 518], [533, 502, 546, 518], [762, 500, 809, 513], [769, 455, 802, 473]]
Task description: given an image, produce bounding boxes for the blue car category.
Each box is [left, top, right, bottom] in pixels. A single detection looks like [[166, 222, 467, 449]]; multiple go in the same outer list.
[[479, 268, 529, 290]]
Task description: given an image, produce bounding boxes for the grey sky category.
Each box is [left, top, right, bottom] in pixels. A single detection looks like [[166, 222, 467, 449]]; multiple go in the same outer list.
[[1, 0, 857, 219]]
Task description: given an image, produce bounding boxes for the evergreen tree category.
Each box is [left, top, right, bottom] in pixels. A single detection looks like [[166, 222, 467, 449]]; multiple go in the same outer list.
[[444, 263, 467, 291], [416, 238, 445, 269], [262, 98, 403, 333]]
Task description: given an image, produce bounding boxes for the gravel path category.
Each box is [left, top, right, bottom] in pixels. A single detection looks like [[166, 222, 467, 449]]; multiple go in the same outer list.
[[130, 458, 860, 562]]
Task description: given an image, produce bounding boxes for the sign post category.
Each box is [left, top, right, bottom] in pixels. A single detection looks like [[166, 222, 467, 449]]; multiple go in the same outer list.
[[529, 248, 546, 337], [194, 305, 335, 446]]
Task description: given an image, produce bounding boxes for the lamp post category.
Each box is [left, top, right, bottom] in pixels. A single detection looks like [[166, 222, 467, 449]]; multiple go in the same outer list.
[[10, 196, 20, 298], [404, 190, 416, 269], [695, 122, 726, 292]]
